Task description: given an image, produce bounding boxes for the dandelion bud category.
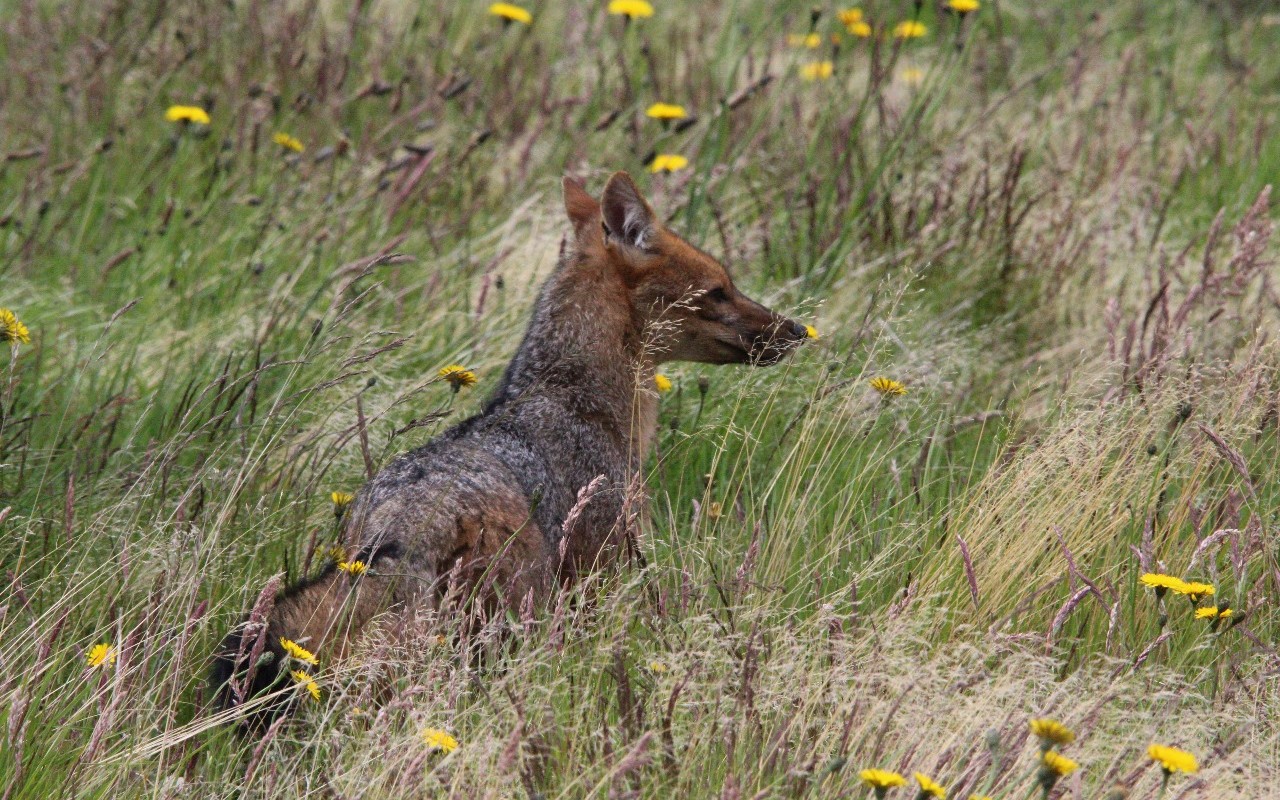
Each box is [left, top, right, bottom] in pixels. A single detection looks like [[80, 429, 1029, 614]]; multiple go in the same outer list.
[[698, 375, 710, 396], [984, 727, 1001, 753]]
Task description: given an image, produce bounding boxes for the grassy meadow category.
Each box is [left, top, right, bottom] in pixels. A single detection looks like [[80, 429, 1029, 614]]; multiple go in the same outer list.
[[3, 1, 1280, 797]]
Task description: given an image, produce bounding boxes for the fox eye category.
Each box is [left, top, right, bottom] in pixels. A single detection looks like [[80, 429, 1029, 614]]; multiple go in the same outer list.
[[705, 287, 731, 303]]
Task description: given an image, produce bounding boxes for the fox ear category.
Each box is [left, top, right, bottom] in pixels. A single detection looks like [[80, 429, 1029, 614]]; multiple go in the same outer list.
[[601, 171, 657, 251], [562, 176, 601, 242]]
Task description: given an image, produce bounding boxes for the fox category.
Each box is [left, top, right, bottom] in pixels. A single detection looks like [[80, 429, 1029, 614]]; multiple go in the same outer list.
[[211, 171, 809, 721]]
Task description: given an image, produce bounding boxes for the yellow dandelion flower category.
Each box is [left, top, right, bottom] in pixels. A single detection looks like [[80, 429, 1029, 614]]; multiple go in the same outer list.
[[706, 501, 723, 520], [279, 637, 319, 665], [1139, 573, 1187, 594], [338, 560, 368, 576], [608, 0, 654, 19], [1041, 750, 1078, 776], [1194, 605, 1232, 620], [1179, 581, 1215, 602], [87, 643, 116, 668], [848, 20, 873, 37], [654, 374, 673, 393], [901, 67, 925, 86], [787, 33, 822, 48], [893, 20, 927, 38], [272, 132, 304, 153], [165, 105, 210, 125], [800, 61, 834, 81], [948, 0, 980, 12], [648, 659, 669, 673], [326, 544, 347, 563], [804, 324, 819, 340], [432, 634, 448, 646], [0, 309, 31, 345], [914, 772, 947, 798], [488, 2, 532, 24], [1030, 718, 1076, 747], [838, 8, 863, 26], [438, 364, 478, 391], [1148, 744, 1198, 774], [422, 727, 460, 753], [645, 102, 688, 120], [330, 491, 355, 519], [860, 769, 908, 789], [291, 669, 321, 701], [870, 377, 907, 396], [969, 796, 994, 800], [650, 154, 689, 173]]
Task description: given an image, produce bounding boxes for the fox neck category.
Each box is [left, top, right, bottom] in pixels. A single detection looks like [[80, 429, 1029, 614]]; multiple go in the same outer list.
[[492, 254, 658, 465]]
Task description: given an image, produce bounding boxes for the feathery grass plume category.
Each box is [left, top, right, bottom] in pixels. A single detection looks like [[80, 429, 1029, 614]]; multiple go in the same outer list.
[[164, 105, 210, 124], [438, 364, 477, 392], [645, 102, 688, 120], [654, 374, 673, 392], [649, 154, 689, 173], [914, 771, 947, 798], [800, 61, 834, 81], [422, 727, 459, 753], [0, 308, 30, 345], [870, 377, 907, 396], [330, 491, 354, 518], [1030, 718, 1076, 749], [337, 560, 368, 576], [86, 643, 116, 668], [786, 33, 822, 48], [607, 0, 653, 19], [488, 2, 532, 24], [948, 0, 980, 12], [290, 669, 320, 701], [860, 769, 908, 798], [279, 637, 318, 665], [893, 20, 927, 38], [272, 132, 304, 152]]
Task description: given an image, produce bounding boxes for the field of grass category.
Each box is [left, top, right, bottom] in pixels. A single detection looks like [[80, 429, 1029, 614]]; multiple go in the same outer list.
[[3, 1, 1280, 797]]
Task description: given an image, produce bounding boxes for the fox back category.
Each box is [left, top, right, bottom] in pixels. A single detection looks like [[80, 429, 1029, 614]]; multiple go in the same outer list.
[[211, 171, 809, 725]]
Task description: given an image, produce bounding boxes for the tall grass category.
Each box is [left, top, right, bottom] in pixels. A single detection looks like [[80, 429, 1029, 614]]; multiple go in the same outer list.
[[2, 1, 1279, 797]]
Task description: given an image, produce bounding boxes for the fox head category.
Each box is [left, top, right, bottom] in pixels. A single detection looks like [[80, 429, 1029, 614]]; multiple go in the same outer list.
[[563, 171, 809, 366]]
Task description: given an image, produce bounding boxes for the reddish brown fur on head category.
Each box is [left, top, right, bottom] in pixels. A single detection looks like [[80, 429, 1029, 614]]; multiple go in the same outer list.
[[562, 172, 808, 365]]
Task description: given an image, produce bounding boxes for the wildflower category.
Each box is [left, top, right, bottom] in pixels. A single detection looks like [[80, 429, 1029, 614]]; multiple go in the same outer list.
[[165, 105, 210, 125], [914, 771, 947, 798], [787, 33, 822, 48], [326, 544, 347, 563], [838, 8, 863, 26], [901, 67, 925, 86], [1041, 750, 1078, 777], [488, 2, 532, 24], [439, 364, 478, 392], [432, 634, 448, 646], [279, 637, 318, 665], [331, 491, 355, 518], [847, 20, 872, 37], [608, 0, 654, 19], [272, 132, 304, 153], [647, 659, 669, 673], [1148, 744, 1197, 775], [1195, 605, 1232, 620], [870, 377, 907, 396], [800, 61, 834, 81], [87, 643, 116, 668], [1139, 573, 1186, 600], [650, 154, 689, 173], [948, 0, 980, 12], [338, 560, 368, 576], [706, 501, 723, 520], [0, 309, 30, 345], [969, 797, 993, 800], [654, 374, 673, 393], [291, 669, 321, 701], [422, 727, 460, 753], [1179, 581, 1214, 603], [645, 102, 688, 121], [1030, 718, 1076, 748], [860, 769, 908, 798], [893, 20, 927, 38], [805, 324, 819, 340]]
